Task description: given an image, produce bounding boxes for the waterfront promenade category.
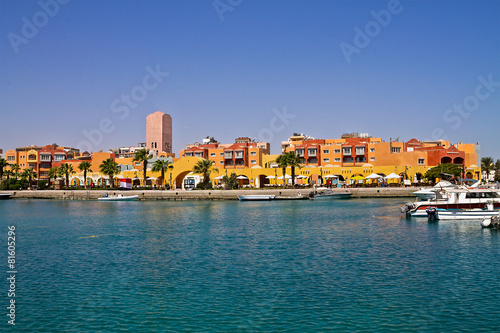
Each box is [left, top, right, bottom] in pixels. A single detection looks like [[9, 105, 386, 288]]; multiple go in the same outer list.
[[1, 187, 417, 200]]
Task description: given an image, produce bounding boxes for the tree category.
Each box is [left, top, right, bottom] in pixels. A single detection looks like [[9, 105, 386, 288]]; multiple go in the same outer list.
[[4, 170, 13, 182], [151, 159, 173, 188], [21, 168, 37, 189], [481, 157, 494, 181], [10, 164, 20, 179], [424, 163, 461, 182], [133, 149, 152, 185], [193, 159, 218, 188], [78, 161, 93, 189], [286, 152, 302, 188], [0, 158, 7, 184], [59, 163, 75, 189], [99, 158, 119, 188], [222, 172, 239, 190], [275, 154, 289, 187], [48, 167, 59, 188]]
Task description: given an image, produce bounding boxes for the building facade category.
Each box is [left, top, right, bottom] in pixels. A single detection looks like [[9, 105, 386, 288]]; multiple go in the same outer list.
[[146, 111, 172, 156]]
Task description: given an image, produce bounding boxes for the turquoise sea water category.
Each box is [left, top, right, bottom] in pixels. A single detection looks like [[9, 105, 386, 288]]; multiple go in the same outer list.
[[1, 198, 499, 332]]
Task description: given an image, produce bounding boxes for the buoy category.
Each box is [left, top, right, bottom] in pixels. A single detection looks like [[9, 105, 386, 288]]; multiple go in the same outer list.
[[481, 219, 491, 228]]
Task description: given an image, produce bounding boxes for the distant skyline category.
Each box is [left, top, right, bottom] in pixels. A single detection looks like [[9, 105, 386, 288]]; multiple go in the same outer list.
[[1, 0, 499, 157]]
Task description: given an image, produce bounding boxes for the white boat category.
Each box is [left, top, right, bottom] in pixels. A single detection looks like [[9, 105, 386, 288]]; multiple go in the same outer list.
[[426, 205, 499, 221], [98, 194, 139, 201], [314, 189, 352, 199], [237, 195, 276, 201], [402, 188, 500, 218], [0, 193, 12, 200], [413, 180, 480, 200]]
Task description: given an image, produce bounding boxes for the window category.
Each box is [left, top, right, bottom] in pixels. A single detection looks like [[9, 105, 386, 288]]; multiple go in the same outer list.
[[334, 158, 341, 162], [20, 155, 25, 159], [342, 147, 352, 155], [355, 147, 365, 155], [251, 160, 257, 164], [235, 151, 244, 159], [28, 154, 37, 160], [418, 158, 425, 165], [220, 153, 223, 157], [370, 157, 375, 161], [194, 152, 203, 158], [308, 148, 317, 156], [370, 148, 375, 153], [220, 161, 223, 165], [308, 158, 318, 164], [235, 160, 244, 166], [40, 163, 50, 168], [323, 150, 329, 154], [210, 153, 216, 157], [135, 162, 141, 166], [296, 149, 304, 157], [54, 154, 65, 162], [334, 149, 341, 154], [40, 154, 51, 161], [250, 151, 257, 156], [343, 157, 353, 163], [29, 163, 35, 168], [224, 151, 233, 159], [323, 158, 330, 163], [391, 147, 401, 153], [185, 152, 193, 157], [7, 156, 14, 161]]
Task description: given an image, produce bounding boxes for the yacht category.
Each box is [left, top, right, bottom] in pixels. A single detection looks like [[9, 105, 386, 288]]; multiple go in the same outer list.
[[401, 188, 500, 218]]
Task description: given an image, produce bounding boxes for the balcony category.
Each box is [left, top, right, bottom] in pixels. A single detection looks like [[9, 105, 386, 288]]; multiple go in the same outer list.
[[235, 151, 244, 159], [307, 149, 317, 157], [224, 152, 233, 159], [296, 150, 305, 157], [355, 147, 365, 155], [27, 154, 37, 162], [342, 148, 352, 156]]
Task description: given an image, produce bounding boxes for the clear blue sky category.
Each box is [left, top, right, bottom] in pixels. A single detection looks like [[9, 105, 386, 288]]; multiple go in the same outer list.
[[1, 0, 499, 158]]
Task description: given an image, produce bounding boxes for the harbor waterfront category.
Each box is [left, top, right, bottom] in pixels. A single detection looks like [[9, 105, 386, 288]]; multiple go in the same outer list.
[[1, 198, 499, 332], [1, 187, 417, 200]]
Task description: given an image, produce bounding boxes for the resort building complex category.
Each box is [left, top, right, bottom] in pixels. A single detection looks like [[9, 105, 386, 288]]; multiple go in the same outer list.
[[1, 113, 483, 189]]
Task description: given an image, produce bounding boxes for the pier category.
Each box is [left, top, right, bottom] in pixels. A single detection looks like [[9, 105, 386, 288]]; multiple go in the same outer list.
[[1, 187, 417, 201]]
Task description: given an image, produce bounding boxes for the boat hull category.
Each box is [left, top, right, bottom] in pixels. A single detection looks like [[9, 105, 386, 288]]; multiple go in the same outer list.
[[432, 209, 500, 220], [0, 193, 12, 200], [315, 193, 352, 199], [238, 195, 276, 201], [98, 195, 139, 201]]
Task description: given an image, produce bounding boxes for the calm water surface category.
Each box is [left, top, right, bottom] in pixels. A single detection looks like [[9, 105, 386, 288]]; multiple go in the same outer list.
[[1, 198, 499, 332]]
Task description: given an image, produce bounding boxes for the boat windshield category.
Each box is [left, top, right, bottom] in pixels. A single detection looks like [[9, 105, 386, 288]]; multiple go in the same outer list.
[[465, 192, 500, 199]]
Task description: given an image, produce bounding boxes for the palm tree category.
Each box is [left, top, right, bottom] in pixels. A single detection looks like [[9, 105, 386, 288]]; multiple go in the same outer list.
[[4, 170, 13, 182], [286, 152, 302, 188], [275, 154, 289, 188], [78, 161, 93, 189], [481, 157, 494, 181], [10, 164, 20, 179], [99, 158, 119, 188], [193, 159, 218, 185], [48, 167, 59, 188], [22, 168, 37, 189], [133, 149, 152, 185], [59, 163, 75, 189], [151, 159, 174, 188], [0, 158, 7, 184]]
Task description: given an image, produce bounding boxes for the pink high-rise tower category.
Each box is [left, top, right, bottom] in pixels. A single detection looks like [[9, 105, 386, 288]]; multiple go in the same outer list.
[[146, 111, 172, 156]]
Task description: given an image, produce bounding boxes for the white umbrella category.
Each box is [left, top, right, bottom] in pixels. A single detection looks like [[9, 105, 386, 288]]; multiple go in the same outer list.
[[214, 175, 224, 180], [385, 173, 401, 179], [149, 177, 158, 180], [297, 175, 307, 179], [236, 175, 248, 180], [324, 174, 338, 179], [277, 174, 292, 180], [366, 173, 383, 179], [265, 175, 276, 179]]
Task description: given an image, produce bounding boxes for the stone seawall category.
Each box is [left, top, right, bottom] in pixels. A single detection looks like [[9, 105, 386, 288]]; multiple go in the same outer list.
[[1, 187, 417, 201]]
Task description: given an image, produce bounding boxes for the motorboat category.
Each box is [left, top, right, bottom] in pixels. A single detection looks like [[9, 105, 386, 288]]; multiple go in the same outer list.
[[401, 188, 500, 218], [98, 194, 139, 201], [413, 181, 456, 200], [426, 203, 499, 220], [314, 189, 352, 199], [238, 195, 276, 201], [0, 193, 12, 200]]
